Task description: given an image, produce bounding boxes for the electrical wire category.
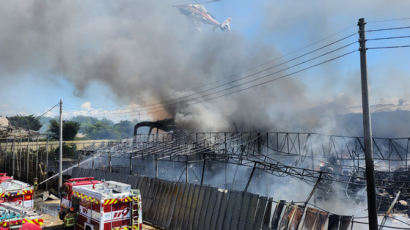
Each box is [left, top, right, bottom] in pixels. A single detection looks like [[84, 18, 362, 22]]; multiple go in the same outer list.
[[63, 26, 357, 112], [65, 47, 358, 117], [122, 33, 357, 111], [139, 49, 358, 116], [23, 25, 410, 119], [367, 35, 410, 41], [389, 216, 410, 227], [35, 103, 59, 120], [89, 29, 410, 118], [367, 17, 410, 24], [367, 45, 410, 50], [202, 50, 357, 101], [366, 26, 410, 32], [65, 42, 357, 116], [159, 41, 357, 106], [152, 31, 357, 105]]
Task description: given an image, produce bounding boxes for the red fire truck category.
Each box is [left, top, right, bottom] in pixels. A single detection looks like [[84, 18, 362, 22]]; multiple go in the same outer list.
[[0, 173, 34, 208], [0, 173, 12, 183], [60, 177, 103, 216], [0, 202, 43, 229], [60, 177, 142, 230]]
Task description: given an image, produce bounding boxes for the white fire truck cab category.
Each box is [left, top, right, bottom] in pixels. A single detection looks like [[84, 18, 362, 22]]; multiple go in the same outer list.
[[61, 178, 142, 230], [0, 173, 34, 208]]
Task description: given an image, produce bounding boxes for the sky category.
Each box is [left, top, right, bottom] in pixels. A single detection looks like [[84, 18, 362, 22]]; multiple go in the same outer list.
[[0, 0, 409, 127]]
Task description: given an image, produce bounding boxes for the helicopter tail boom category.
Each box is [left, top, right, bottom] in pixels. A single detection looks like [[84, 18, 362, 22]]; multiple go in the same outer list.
[[219, 17, 231, 31]]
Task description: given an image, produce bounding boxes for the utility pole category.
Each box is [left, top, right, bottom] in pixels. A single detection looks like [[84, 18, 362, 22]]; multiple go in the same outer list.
[[26, 138, 29, 182], [12, 138, 15, 177], [58, 99, 63, 196], [46, 134, 49, 190], [358, 18, 378, 230], [35, 136, 39, 178]]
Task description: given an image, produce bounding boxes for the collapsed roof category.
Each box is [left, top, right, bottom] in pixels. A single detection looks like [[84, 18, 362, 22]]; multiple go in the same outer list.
[[134, 118, 180, 135], [0, 117, 40, 138]]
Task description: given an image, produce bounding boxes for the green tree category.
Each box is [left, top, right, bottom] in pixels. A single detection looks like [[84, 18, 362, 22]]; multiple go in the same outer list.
[[7, 115, 42, 131], [70, 115, 99, 132], [48, 120, 80, 140], [84, 121, 118, 139], [113, 120, 134, 138]]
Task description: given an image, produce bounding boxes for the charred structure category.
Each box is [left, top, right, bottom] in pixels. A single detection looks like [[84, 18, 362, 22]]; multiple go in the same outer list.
[[134, 118, 180, 136]]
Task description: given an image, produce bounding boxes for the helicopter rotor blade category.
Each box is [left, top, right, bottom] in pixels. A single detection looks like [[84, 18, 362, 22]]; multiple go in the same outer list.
[[173, 0, 221, 8], [194, 0, 222, 5]]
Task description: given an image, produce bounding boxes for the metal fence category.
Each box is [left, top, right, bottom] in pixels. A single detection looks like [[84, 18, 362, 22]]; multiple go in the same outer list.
[[1, 132, 410, 192], [72, 167, 367, 230]]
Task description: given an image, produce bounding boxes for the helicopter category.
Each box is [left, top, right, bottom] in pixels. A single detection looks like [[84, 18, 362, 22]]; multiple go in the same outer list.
[[173, 0, 231, 31]]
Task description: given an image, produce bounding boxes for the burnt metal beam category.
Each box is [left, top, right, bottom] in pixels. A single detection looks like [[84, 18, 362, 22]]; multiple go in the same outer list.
[[244, 162, 257, 192], [200, 158, 206, 186]]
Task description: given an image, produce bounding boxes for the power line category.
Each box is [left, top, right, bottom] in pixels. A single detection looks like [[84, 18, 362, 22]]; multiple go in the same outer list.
[[367, 17, 410, 24], [67, 25, 410, 118], [366, 26, 410, 32], [62, 106, 149, 119], [367, 45, 410, 50], [32, 25, 410, 121], [139, 42, 357, 112], [73, 33, 357, 115], [182, 30, 357, 96], [390, 216, 410, 227], [126, 49, 358, 115], [63, 28, 358, 112], [137, 35, 357, 110], [367, 35, 410, 41], [65, 45, 358, 116], [182, 50, 358, 111], [35, 103, 59, 120]]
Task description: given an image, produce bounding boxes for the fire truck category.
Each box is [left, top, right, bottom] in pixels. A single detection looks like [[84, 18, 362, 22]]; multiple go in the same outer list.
[[0, 173, 12, 183], [0, 202, 43, 229], [0, 173, 34, 208], [60, 177, 103, 215], [60, 177, 142, 230]]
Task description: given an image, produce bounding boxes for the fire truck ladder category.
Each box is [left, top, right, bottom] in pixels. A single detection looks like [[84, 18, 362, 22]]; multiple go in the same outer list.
[[131, 197, 139, 228]]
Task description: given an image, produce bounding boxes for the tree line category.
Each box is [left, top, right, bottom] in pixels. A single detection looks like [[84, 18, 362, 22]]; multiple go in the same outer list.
[[6, 115, 135, 140]]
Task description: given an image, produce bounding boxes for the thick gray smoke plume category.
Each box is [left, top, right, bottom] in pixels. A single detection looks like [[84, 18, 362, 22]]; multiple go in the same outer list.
[[0, 0, 310, 131], [0, 0, 409, 135]]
